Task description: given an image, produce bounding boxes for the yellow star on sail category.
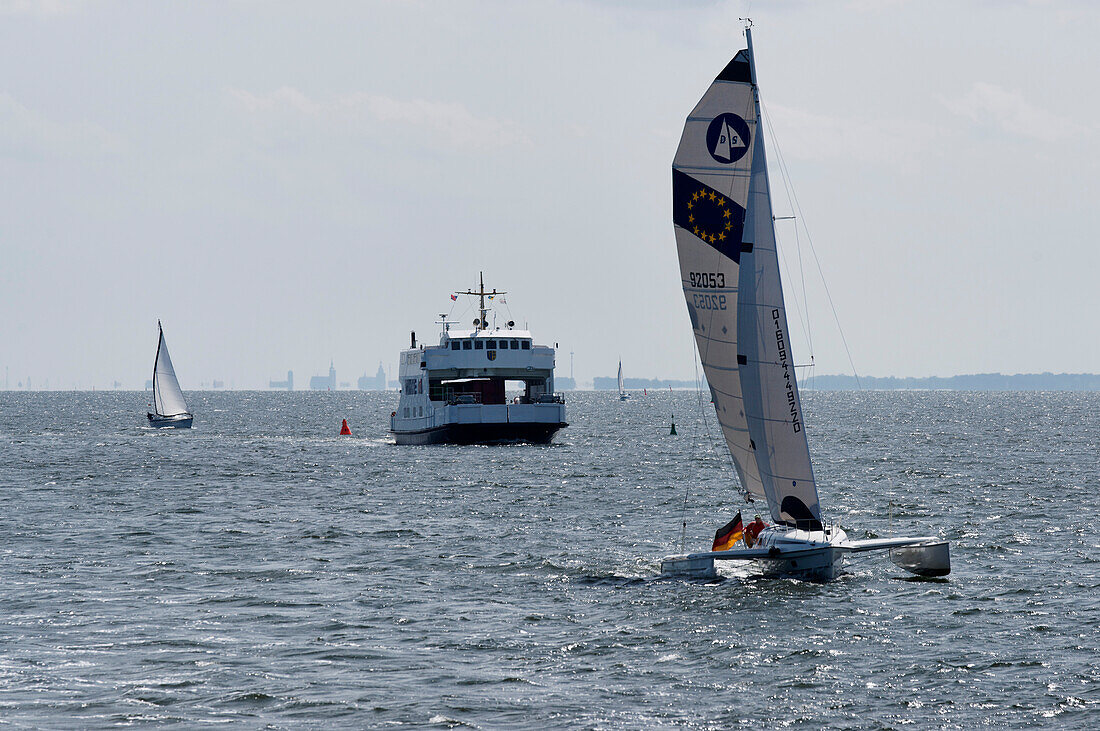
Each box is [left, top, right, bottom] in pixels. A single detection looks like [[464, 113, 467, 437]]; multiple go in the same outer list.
[[672, 169, 748, 261]]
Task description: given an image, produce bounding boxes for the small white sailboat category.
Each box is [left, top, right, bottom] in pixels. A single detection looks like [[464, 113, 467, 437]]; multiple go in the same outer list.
[[147, 321, 193, 429], [617, 360, 629, 401], [661, 27, 948, 582]]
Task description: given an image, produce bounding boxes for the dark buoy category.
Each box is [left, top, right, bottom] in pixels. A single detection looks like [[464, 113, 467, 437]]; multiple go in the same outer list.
[[340, 418, 352, 435], [670, 414, 677, 436]]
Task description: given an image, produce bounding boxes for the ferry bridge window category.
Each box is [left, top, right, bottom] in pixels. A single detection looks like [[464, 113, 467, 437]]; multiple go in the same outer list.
[[499, 340, 509, 349], [487, 340, 497, 348], [510, 340, 519, 349], [463, 341, 472, 350], [521, 340, 531, 350], [450, 341, 460, 350], [474, 341, 484, 350]]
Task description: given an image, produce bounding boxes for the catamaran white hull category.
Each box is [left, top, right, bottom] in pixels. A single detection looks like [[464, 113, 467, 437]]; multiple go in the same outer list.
[[759, 545, 844, 582], [662, 526, 847, 582], [661, 545, 843, 582], [661, 526, 949, 583]]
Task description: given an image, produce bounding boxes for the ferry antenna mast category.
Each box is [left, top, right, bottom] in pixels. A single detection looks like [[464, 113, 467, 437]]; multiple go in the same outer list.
[[455, 271, 507, 332]]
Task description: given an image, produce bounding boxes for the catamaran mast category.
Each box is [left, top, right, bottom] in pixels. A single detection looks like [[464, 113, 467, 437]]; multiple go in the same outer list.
[[745, 23, 823, 525]]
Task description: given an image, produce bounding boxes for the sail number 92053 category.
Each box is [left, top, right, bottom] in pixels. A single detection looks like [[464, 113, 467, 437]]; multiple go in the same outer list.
[[688, 271, 726, 288]]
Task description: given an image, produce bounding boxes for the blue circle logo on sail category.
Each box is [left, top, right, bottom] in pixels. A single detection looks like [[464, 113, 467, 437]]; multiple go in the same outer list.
[[706, 113, 750, 164]]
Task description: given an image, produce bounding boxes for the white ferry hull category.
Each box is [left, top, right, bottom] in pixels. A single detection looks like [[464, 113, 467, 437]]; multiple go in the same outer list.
[[393, 421, 566, 446]]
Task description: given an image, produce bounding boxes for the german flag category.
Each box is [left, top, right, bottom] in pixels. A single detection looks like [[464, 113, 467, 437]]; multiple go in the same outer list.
[[712, 512, 743, 551]]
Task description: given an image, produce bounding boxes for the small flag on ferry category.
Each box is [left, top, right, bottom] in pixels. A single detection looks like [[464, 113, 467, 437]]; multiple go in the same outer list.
[[450, 294, 458, 301], [712, 512, 743, 551]]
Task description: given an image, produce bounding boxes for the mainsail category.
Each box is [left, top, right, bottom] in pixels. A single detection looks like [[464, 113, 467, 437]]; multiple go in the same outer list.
[[152, 322, 190, 417], [618, 361, 625, 398], [671, 29, 822, 529]]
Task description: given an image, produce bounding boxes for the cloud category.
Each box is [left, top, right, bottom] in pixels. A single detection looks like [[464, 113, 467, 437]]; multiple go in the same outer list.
[[228, 86, 531, 150], [761, 101, 935, 171], [940, 82, 1088, 142], [0, 92, 121, 160], [0, 0, 84, 17]]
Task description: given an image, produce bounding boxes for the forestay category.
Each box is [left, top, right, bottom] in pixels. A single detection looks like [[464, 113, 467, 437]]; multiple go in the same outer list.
[[671, 29, 822, 529], [153, 327, 190, 417]]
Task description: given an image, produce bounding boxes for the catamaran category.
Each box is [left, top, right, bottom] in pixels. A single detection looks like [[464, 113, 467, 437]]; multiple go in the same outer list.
[[617, 360, 629, 401], [660, 27, 949, 581], [147, 321, 193, 429]]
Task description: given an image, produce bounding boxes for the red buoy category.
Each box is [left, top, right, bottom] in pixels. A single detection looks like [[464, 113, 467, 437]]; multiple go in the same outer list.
[[340, 418, 352, 435]]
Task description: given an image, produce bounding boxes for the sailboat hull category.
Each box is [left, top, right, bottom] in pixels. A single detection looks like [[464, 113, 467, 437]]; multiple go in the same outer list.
[[147, 413, 193, 429]]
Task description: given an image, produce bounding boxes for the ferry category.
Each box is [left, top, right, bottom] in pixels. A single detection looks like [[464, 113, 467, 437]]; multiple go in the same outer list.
[[390, 275, 567, 445]]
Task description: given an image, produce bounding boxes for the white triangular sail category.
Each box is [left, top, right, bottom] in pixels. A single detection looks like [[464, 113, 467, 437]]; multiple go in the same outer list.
[[672, 30, 822, 529], [153, 323, 190, 417], [618, 361, 625, 398]]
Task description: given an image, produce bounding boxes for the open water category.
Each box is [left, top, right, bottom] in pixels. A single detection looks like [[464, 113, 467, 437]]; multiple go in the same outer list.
[[0, 390, 1097, 728]]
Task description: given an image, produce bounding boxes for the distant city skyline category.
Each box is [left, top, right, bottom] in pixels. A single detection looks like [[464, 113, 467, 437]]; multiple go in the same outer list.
[[3, 2, 1098, 387], [8, 367, 1100, 392]]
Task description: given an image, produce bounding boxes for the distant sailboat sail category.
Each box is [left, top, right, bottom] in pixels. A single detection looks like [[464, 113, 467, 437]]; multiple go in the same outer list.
[[672, 39, 821, 529], [618, 360, 628, 401], [149, 321, 192, 427]]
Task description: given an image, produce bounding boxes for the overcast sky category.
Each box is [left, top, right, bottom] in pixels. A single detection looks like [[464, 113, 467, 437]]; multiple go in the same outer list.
[[2, 0, 1097, 389]]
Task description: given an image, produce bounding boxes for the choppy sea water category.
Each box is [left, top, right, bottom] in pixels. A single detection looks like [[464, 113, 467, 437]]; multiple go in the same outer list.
[[0, 390, 1097, 728]]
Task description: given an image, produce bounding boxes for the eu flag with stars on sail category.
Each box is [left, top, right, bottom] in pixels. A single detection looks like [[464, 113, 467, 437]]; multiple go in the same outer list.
[[672, 168, 747, 263]]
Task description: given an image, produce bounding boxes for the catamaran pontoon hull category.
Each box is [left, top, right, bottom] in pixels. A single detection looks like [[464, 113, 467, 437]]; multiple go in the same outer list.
[[662, 528, 950, 582], [146, 412, 193, 429], [662, 546, 844, 582], [889, 541, 950, 577]]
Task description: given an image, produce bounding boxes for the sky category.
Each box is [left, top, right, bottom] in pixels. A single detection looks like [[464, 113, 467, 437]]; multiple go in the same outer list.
[[1, 0, 1098, 389]]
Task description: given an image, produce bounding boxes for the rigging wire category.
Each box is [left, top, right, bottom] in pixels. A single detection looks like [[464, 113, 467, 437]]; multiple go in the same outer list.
[[775, 222, 813, 368], [761, 107, 816, 388], [679, 348, 703, 553], [760, 99, 862, 389]]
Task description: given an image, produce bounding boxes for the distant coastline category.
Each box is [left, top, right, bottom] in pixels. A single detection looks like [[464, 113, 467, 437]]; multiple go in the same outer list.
[[805, 372, 1100, 391], [589, 372, 1100, 392], [6, 372, 1100, 393], [592, 377, 700, 391]]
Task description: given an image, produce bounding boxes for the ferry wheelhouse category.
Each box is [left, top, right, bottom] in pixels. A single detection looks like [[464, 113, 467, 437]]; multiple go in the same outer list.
[[390, 276, 567, 445]]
